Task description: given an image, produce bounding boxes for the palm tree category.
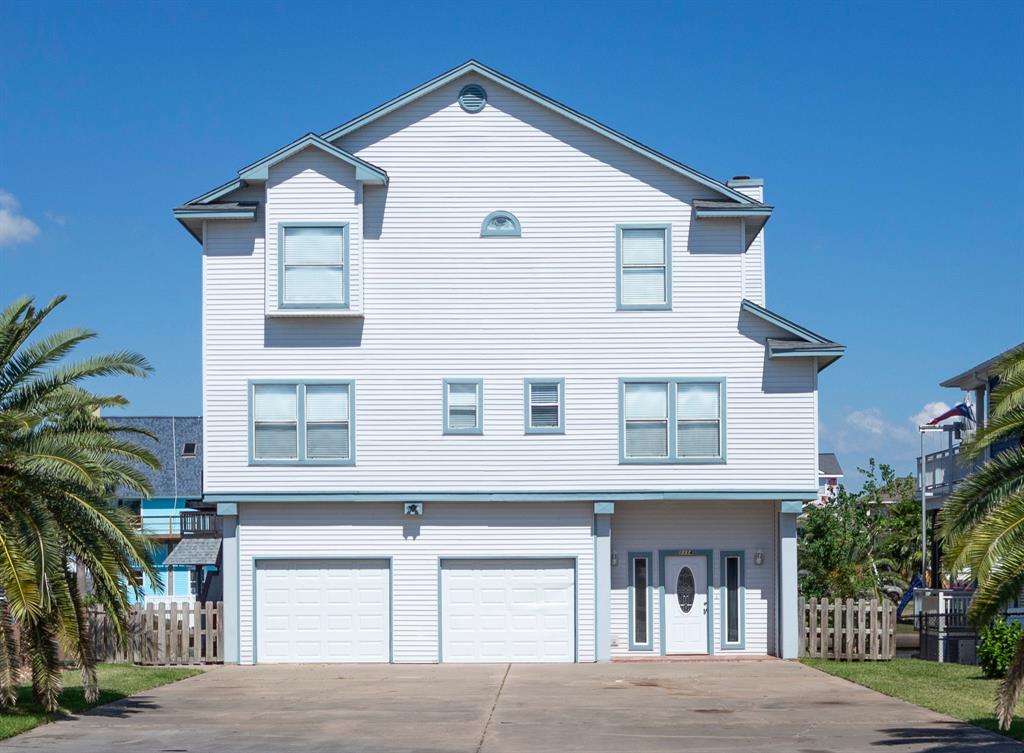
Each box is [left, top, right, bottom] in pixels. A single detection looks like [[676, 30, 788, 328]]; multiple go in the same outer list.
[[0, 295, 160, 711], [941, 346, 1024, 730]]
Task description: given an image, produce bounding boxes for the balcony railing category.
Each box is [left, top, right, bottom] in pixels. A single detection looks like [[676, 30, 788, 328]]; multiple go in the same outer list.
[[918, 436, 1021, 500], [137, 512, 222, 538]]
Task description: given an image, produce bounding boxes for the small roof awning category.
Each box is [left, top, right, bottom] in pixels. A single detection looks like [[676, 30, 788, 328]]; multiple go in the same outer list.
[[164, 538, 222, 567], [692, 200, 773, 249], [741, 299, 845, 372]]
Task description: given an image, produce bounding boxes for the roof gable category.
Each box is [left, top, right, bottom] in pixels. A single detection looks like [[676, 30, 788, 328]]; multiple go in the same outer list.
[[322, 60, 759, 206], [237, 133, 388, 184], [740, 299, 845, 372]]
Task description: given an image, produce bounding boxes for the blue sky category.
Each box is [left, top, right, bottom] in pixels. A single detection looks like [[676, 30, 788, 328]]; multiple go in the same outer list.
[[2, 1, 1022, 485]]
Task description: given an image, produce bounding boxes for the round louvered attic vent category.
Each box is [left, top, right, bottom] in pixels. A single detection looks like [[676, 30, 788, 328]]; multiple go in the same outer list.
[[458, 84, 487, 113]]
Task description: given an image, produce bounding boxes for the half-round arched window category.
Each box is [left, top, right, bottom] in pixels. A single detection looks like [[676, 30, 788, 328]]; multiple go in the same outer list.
[[481, 211, 521, 237]]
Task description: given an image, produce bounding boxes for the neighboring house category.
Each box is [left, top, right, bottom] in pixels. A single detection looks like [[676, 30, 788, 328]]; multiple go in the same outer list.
[[108, 416, 220, 603], [917, 342, 1024, 582], [173, 60, 844, 665], [816, 452, 844, 505]]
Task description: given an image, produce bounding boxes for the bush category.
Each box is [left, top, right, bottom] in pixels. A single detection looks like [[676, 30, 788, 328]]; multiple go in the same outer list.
[[978, 617, 1024, 678]]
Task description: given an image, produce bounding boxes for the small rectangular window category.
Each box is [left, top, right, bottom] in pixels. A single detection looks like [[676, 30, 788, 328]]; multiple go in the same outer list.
[[281, 226, 346, 307], [181, 442, 198, 458], [725, 555, 741, 645], [623, 382, 668, 458], [305, 384, 351, 460], [444, 380, 482, 434], [677, 382, 722, 458], [525, 379, 563, 433], [618, 226, 669, 309], [632, 555, 649, 647], [253, 384, 298, 460]]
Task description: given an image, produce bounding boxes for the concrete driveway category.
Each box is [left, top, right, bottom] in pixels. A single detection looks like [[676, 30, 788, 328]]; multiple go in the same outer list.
[[1, 660, 1017, 753]]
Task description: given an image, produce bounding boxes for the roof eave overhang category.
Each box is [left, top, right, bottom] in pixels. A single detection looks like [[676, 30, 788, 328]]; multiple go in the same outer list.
[[741, 299, 845, 373], [236, 133, 388, 185], [321, 60, 754, 205]]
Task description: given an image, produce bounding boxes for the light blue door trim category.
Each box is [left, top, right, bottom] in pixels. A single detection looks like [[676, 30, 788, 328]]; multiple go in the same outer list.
[[658, 549, 714, 656], [615, 223, 672, 311], [437, 556, 579, 663], [523, 378, 565, 434], [251, 556, 393, 664], [442, 378, 484, 435], [719, 550, 746, 651], [276, 222, 351, 311], [627, 551, 654, 651]]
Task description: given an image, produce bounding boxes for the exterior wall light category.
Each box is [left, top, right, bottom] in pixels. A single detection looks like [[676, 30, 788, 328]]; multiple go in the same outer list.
[[754, 550, 765, 566], [404, 502, 423, 516]]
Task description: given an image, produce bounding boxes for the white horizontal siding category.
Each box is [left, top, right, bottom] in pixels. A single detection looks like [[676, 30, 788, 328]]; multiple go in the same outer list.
[[237, 502, 596, 664], [201, 74, 816, 494], [609, 501, 776, 657]]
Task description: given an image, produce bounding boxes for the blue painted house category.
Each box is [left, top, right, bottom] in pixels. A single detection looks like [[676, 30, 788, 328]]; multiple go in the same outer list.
[[107, 416, 217, 603]]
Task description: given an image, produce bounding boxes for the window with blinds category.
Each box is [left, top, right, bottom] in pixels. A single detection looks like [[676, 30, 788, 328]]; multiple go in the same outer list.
[[444, 380, 482, 434], [677, 382, 721, 458], [281, 226, 346, 307], [525, 379, 563, 433], [618, 225, 670, 309], [620, 378, 725, 463], [251, 382, 354, 464]]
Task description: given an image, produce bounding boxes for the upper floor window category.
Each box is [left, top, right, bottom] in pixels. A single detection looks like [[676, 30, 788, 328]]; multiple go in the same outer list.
[[617, 225, 671, 310], [279, 225, 349, 308], [620, 378, 725, 463], [251, 381, 354, 464], [443, 379, 483, 435], [481, 211, 521, 237], [524, 379, 564, 434]]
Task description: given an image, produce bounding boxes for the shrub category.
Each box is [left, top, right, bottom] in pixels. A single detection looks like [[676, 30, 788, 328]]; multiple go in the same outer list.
[[978, 617, 1024, 678]]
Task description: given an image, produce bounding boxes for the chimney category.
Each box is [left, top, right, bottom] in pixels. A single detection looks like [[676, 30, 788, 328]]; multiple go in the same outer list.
[[727, 176, 764, 203]]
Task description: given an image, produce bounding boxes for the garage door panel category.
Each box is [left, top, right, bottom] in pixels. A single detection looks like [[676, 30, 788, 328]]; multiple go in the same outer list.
[[441, 559, 575, 663], [256, 559, 390, 663]]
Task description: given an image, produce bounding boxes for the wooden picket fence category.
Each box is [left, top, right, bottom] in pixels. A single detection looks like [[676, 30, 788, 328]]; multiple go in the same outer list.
[[90, 601, 223, 665], [799, 597, 896, 661]]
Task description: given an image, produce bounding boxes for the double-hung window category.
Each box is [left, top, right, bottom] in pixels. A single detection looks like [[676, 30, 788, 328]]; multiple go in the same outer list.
[[620, 378, 725, 463], [251, 381, 354, 464], [617, 225, 671, 310], [720, 551, 745, 649], [524, 379, 564, 433], [280, 225, 348, 308], [443, 379, 483, 434]]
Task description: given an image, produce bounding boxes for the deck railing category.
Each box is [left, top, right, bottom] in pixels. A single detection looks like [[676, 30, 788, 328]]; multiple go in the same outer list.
[[137, 511, 221, 538]]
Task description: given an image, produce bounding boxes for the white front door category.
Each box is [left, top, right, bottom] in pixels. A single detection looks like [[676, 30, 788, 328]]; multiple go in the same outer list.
[[256, 559, 390, 663], [441, 559, 575, 662], [664, 555, 708, 654]]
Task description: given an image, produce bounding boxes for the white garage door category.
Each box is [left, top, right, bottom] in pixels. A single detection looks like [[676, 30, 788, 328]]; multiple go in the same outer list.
[[441, 559, 575, 663], [256, 559, 389, 663]]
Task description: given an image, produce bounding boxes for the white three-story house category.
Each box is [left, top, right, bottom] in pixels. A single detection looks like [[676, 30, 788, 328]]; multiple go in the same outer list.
[[174, 61, 843, 665]]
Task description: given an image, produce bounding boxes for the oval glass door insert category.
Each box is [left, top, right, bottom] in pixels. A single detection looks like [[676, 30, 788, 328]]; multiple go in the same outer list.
[[677, 567, 695, 613]]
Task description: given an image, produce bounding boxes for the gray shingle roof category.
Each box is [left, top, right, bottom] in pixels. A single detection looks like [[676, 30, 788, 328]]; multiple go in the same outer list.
[[818, 452, 843, 477], [164, 537, 221, 566], [106, 416, 202, 500]]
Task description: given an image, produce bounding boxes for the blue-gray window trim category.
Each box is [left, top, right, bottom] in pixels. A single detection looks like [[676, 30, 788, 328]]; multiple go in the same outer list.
[[628, 551, 654, 651], [458, 83, 488, 113], [442, 378, 484, 435], [618, 377, 727, 465], [719, 550, 746, 650], [248, 379, 355, 466], [277, 222, 350, 310], [481, 211, 521, 237], [615, 223, 672, 311], [523, 378, 565, 434]]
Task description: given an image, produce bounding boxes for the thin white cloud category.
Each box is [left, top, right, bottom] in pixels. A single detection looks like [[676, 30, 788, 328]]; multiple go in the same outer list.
[[0, 190, 40, 247], [910, 401, 951, 429], [44, 211, 67, 226]]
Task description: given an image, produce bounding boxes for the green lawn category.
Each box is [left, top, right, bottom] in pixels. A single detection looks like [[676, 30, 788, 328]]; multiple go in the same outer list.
[[802, 657, 1024, 741], [0, 663, 202, 740]]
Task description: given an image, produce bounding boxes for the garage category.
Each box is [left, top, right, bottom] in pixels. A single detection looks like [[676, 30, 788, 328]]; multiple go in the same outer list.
[[440, 558, 576, 663], [255, 559, 390, 663]]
